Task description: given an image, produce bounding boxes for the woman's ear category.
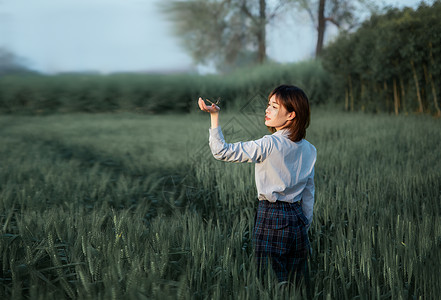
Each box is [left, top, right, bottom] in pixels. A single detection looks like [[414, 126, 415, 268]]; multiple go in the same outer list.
[[287, 111, 296, 120]]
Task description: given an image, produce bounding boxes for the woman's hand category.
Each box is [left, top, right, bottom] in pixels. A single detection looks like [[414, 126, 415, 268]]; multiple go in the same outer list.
[[198, 97, 220, 114]]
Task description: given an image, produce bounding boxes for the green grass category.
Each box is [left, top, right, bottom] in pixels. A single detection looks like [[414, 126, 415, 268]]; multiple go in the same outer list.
[[0, 110, 440, 299]]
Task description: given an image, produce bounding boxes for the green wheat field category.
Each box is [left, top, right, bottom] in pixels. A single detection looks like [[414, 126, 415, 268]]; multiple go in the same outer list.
[[0, 110, 440, 299]]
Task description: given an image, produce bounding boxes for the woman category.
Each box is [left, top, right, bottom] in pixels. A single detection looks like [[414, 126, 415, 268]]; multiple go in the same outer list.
[[198, 84, 316, 286]]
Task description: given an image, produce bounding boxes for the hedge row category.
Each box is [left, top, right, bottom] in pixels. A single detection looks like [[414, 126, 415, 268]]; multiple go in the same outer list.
[[0, 60, 329, 115]]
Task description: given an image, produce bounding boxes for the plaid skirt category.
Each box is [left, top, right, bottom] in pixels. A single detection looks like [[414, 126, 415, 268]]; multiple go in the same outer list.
[[252, 200, 310, 283]]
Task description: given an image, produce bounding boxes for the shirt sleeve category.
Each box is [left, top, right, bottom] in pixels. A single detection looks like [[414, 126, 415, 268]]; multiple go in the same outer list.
[[209, 126, 272, 163], [301, 167, 315, 231]]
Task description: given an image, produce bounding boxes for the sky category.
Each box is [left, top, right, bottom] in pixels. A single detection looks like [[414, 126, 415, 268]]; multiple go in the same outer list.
[[0, 0, 431, 74]]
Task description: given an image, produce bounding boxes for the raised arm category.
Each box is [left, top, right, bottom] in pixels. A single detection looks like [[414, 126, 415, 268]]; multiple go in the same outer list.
[[198, 97, 272, 163], [209, 127, 272, 163]]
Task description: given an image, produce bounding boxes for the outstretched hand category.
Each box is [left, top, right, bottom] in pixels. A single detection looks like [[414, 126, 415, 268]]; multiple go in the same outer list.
[[198, 97, 220, 113]]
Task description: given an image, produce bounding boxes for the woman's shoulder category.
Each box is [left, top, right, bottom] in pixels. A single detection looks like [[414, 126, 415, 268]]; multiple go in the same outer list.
[[302, 138, 315, 147], [283, 137, 317, 156], [301, 139, 317, 158]]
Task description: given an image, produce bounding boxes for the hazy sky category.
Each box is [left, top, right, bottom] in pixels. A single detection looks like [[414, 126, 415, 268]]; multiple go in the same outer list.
[[0, 0, 430, 74]]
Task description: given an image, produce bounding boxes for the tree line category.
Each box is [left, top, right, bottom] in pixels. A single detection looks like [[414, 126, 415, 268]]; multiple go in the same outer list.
[[321, 1, 441, 116]]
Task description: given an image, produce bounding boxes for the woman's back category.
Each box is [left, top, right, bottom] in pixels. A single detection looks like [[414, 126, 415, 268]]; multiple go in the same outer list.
[[255, 129, 316, 203]]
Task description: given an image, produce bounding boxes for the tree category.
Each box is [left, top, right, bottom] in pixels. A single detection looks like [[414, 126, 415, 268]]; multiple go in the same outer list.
[[0, 48, 34, 75], [160, 0, 289, 71], [321, 1, 441, 115], [292, 0, 378, 57]]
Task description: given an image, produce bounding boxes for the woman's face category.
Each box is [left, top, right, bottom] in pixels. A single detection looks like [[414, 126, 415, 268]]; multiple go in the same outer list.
[[265, 95, 295, 130]]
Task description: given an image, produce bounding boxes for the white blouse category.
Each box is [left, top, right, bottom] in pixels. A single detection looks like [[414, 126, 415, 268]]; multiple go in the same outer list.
[[209, 126, 316, 228]]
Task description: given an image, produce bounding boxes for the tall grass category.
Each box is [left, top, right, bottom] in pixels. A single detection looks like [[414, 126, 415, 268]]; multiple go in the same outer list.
[[0, 110, 440, 299]]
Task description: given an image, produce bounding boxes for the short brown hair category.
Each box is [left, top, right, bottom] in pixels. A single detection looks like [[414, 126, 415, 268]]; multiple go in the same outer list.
[[267, 85, 310, 142]]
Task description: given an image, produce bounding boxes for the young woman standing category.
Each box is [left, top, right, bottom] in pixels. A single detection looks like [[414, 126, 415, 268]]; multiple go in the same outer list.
[[198, 85, 316, 286]]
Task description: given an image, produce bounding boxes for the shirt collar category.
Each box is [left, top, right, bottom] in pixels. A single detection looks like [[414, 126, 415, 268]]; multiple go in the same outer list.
[[273, 128, 290, 137]]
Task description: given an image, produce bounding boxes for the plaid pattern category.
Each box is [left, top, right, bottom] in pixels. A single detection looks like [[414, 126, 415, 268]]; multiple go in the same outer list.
[[253, 200, 310, 283]]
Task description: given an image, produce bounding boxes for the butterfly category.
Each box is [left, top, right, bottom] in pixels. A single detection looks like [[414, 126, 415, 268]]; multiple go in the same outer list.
[[205, 97, 221, 106]]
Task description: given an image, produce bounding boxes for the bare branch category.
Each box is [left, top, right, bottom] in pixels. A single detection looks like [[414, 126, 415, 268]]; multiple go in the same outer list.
[[325, 17, 341, 28], [267, 0, 290, 21], [297, 0, 318, 29], [239, 0, 257, 24]]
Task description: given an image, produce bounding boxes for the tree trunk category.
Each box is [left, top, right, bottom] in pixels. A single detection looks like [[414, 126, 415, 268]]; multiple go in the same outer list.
[[399, 76, 406, 113], [428, 41, 440, 116], [257, 0, 266, 64], [348, 74, 354, 111], [374, 83, 380, 112], [315, 0, 326, 57], [360, 80, 365, 111], [423, 63, 440, 116], [384, 80, 389, 113], [410, 60, 423, 113], [345, 88, 349, 111], [361, 80, 365, 100], [393, 78, 399, 115], [428, 69, 441, 117]]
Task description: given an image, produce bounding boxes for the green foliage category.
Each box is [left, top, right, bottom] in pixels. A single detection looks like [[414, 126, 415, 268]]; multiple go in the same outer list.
[[0, 60, 328, 115], [160, 0, 253, 68], [0, 111, 440, 298], [322, 1, 441, 115]]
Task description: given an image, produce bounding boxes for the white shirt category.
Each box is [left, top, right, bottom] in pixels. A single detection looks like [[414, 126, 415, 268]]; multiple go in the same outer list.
[[209, 126, 316, 228]]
